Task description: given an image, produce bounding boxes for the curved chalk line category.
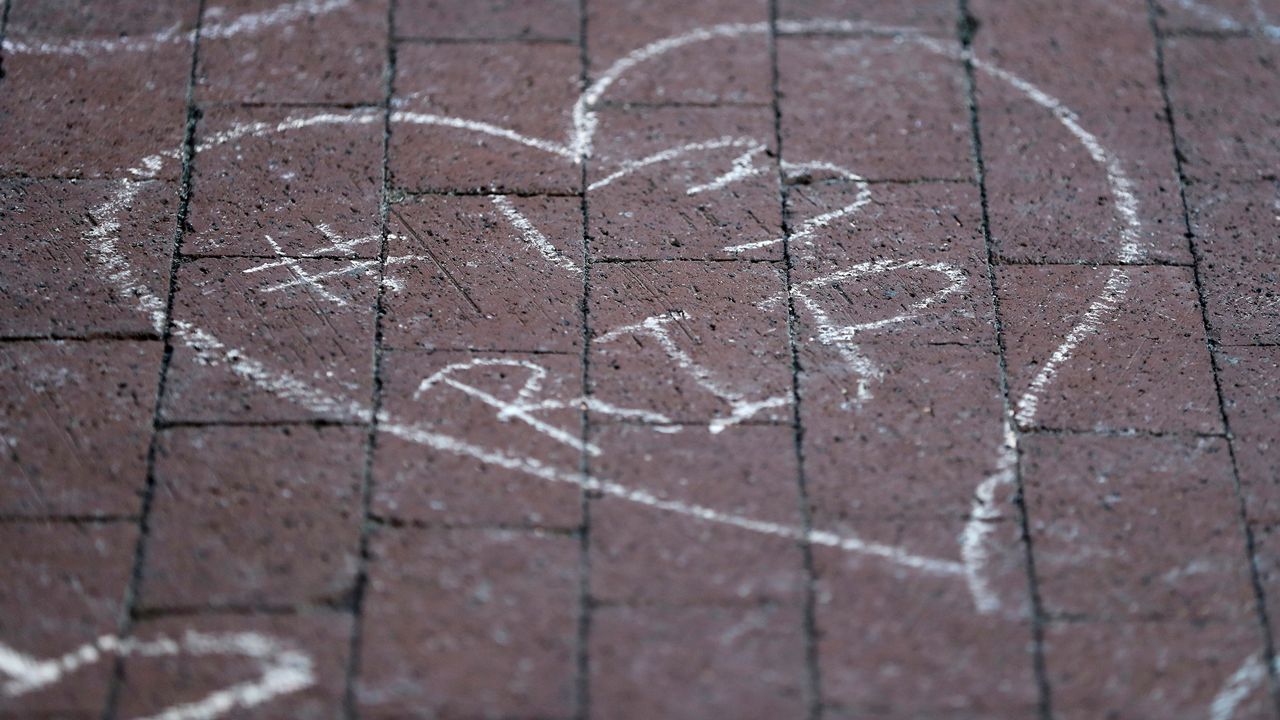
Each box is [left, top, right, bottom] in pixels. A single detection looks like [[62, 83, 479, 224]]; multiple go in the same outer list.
[[85, 19, 1140, 609], [1, 0, 354, 57], [0, 631, 313, 720]]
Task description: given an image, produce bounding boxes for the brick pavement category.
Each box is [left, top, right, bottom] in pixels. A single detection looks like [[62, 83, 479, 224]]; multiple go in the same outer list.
[[0, 0, 1278, 717]]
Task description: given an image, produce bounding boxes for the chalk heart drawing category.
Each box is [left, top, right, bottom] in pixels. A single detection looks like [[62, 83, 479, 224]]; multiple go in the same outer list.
[[0, 3, 1268, 717]]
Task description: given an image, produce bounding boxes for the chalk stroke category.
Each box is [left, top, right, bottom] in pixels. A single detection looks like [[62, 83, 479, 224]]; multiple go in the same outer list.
[[594, 312, 792, 434], [243, 228, 427, 301], [1013, 270, 1131, 427], [489, 196, 582, 274], [1, 0, 353, 56], [1170, 0, 1280, 37], [1211, 652, 1276, 720], [0, 631, 313, 720], [72, 18, 1152, 654], [723, 160, 872, 254]]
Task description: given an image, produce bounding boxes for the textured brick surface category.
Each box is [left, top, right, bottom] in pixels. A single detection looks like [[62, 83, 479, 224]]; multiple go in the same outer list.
[[1186, 179, 1280, 345], [117, 613, 352, 720], [588, 106, 782, 260], [391, 42, 581, 193], [972, 0, 1191, 264], [1043, 620, 1273, 720], [357, 527, 579, 718], [0, 523, 137, 716], [998, 265, 1222, 433], [587, 0, 771, 106], [1165, 36, 1280, 182], [185, 106, 385, 258], [1023, 434, 1255, 621], [373, 349, 584, 529], [196, 0, 387, 104], [590, 603, 809, 720], [0, 1, 195, 179], [0, 341, 161, 517], [396, 0, 580, 41], [383, 193, 584, 352], [0, 179, 177, 337], [161, 257, 376, 423], [588, 423, 805, 604], [141, 425, 364, 608], [813, 525, 1038, 717], [779, 36, 973, 182], [4, 0, 1280, 716]]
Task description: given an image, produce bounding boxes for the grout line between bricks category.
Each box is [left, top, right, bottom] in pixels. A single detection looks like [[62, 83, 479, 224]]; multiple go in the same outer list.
[[99, 2, 209, 717], [341, 1, 398, 717], [956, 2, 1055, 717], [768, 3, 825, 717], [1146, 2, 1280, 715], [0, 332, 162, 343], [370, 515, 583, 536], [573, 2, 595, 717], [0, 514, 140, 525]]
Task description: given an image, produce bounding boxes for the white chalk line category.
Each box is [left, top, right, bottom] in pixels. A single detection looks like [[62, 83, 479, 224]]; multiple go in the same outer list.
[[1212, 652, 1275, 720], [1171, 0, 1280, 37], [723, 159, 872, 254], [489, 196, 582, 274], [1, 0, 353, 57], [1012, 269, 1131, 428], [70, 17, 1148, 652], [587, 136, 765, 192], [593, 312, 792, 434], [0, 631, 313, 720]]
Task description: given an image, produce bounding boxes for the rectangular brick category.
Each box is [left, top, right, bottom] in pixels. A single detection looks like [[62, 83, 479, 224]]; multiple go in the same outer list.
[[396, 0, 579, 41], [185, 105, 384, 259], [778, 35, 973, 182], [588, 260, 792, 425], [117, 612, 351, 720], [1165, 36, 1280, 182], [383, 193, 584, 352], [587, 423, 804, 604], [587, 0, 770, 106], [140, 425, 364, 609], [801, 343, 1007, 521], [391, 42, 581, 193], [357, 527, 579, 718], [587, 106, 782, 261], [1187, 179, 1280, 345], [0, 1, 195, 179], [787, 180, 995, 345], [778, 0, 957, 34], [373, 349, 583, 528], [161, 257, 376, 423], [0, 179, 177, 338], [1044, 619, 1272, 720], [1024, 434, 1254, 621], [0, 522, 136, 716], [0, 340, 161, 517], [998, 265, 1222, 433], [971, 0, 1190, 264], [812, 524, 1038, 717], [196, 0, 387, 104], [590, 604, 808, 720]]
